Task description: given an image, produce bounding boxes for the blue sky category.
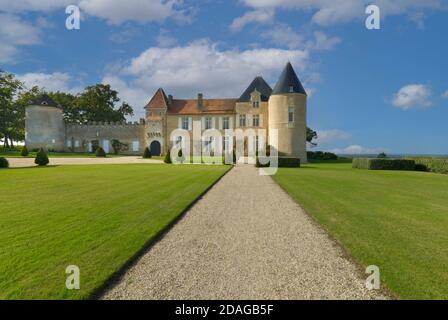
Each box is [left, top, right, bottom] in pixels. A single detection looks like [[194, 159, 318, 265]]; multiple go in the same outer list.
[[1, 0, 447, 154]]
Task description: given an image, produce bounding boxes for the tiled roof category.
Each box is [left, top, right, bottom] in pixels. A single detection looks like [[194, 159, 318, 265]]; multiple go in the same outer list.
[[145, 88, 169, 109], [238, 76, 272, 102], [272, 62, 307, 95], [168, 99, 237, 115]]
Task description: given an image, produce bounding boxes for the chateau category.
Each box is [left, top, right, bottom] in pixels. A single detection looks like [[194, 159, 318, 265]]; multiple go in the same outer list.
[[25, 62, 308, 162]]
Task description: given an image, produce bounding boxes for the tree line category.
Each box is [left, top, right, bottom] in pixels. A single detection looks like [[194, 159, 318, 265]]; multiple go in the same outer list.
[[0, 70, 134, 148]]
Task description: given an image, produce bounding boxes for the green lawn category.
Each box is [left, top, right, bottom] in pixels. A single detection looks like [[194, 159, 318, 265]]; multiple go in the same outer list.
[[0, 164, 229, 299], [273, 163, 448, 299]]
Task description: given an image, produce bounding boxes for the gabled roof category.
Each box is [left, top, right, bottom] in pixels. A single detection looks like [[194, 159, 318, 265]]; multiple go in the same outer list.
[[272, 62, 307, 95], [145, 88, 169, 109], [29, 94, 60, 108], [168, 99, 237, 115], [238, 76, 272, 102]]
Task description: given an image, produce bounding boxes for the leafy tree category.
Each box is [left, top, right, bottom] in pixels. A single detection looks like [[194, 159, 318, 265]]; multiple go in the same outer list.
[[111, 139, 126, 155], [34, 148, 49, 166], [307, 127, 318, 147], [377, 152, 387, 158], [0, 70, 24, 148], [75, 84, 133, 123], [48, 91, 80, 123]]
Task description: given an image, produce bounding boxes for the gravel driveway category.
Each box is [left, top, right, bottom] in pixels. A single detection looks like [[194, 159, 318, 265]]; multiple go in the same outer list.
[[6, 156, 162, 168], [102, 165, 385, 300]]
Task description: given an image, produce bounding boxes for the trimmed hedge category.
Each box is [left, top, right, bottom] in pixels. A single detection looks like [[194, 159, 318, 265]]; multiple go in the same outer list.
[[34, 148, 49, 166], [407, 158, 448, 174], [164, 151, 172, 164], [307, 151, 338, 160], [0, 157, 9, 168], [353, 158, 415, 171], [256, 157, 301, 168]]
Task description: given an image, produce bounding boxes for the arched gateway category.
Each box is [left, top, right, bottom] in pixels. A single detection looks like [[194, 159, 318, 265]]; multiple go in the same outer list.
[[150, 140, 161, 156]]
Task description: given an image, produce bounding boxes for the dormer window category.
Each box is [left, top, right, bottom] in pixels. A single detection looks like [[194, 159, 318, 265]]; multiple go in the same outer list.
[[289, 86, 294, 93], [252, 101, 260, 108]]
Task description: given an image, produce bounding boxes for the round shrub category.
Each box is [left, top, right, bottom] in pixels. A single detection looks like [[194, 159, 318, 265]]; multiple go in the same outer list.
[[96, 147, 106, 157], [34, 148, 49, 166], [164, 151, 172, 164], [21, 145, 29, 157], [0, 157, 9, 168], [143, 147, 152, 159]]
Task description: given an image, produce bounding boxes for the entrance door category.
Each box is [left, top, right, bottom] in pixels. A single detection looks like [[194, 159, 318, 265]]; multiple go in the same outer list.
[[150, 140, 161, 156]]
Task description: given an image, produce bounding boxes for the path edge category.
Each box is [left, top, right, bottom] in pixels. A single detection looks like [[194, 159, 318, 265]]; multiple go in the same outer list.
[[89, 165, 234, 300]]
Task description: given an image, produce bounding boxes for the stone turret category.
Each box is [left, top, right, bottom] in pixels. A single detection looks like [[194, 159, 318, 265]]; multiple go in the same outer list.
[[25, 94, 65, 151], [268, 62, 307, 162]]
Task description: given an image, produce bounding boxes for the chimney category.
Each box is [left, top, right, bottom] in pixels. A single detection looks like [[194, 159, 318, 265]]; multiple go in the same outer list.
[[197, 93, 203, 110], [168, 94, 173, 104]]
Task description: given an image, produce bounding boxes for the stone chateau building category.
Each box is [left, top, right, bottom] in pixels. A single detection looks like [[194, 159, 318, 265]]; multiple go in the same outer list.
[[25, 62, 308, 162]]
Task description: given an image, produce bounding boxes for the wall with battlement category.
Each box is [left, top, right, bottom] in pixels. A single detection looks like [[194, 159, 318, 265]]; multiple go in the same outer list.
[[65, 121, 146, 155]]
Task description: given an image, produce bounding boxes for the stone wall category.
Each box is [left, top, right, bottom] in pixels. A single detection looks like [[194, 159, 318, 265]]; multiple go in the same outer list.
[[25, 105, 65, 151], [65, 121, 146, 155]]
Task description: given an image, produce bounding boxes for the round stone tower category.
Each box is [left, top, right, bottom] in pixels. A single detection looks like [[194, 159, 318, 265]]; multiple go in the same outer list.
[[268, 62, 308, 162], [25, 94, 65, 151]]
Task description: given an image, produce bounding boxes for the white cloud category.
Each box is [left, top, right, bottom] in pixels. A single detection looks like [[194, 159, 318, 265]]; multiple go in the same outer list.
[[103, 40, 308, 117], [156, 29, 178, 47], [316, 130, 352, 144], [230, 9, 274, 32], [442, 91, 448, 99], [306, 31, 340, 51], [0, 13, 41, 63], [329, 145, 387, 155], [392, 84, 432, 110], [17, 72, 82, 94], [0, 0, 189, 24], [261, 24, 302, 49], [240, 0, 444, 26]]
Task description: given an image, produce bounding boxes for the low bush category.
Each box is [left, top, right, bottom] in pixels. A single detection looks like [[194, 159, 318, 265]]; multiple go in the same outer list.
[[21, 146, 29, 157], [353, 158, 415, 171], [408, 158, 448, 174], [34, 148, 49, 166], [0, 157, 9, 168], [143, 147, 152, 159], [95, 147, 106, 158]]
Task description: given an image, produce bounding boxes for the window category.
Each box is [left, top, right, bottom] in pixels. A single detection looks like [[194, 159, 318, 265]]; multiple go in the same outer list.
[[288, 106, 295, 123], [182, 117, 189, 130], [252, 115, 260, 127], [289, 86, 294, 93], [223, 117, 230, 130], [205, 117, 213, 130], [239, 114, 246, 127], [149, 111, 153, 117], [223, 136, 230, 151], [132, 141, 139, 152], [176, 136, 183, 147], [74, 140, 80, 148], [205, 136, 214, 152], [252, 101, 260, 108]]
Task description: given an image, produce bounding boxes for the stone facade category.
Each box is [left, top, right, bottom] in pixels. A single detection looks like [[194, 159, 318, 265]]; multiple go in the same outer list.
[[25, 63, 308, 161]]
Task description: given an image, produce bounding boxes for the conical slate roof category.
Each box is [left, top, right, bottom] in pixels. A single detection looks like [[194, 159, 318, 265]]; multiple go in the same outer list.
[[29, 94, 60, 108], [238, 76, 273, 102], [272, 62, 307, 95]]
